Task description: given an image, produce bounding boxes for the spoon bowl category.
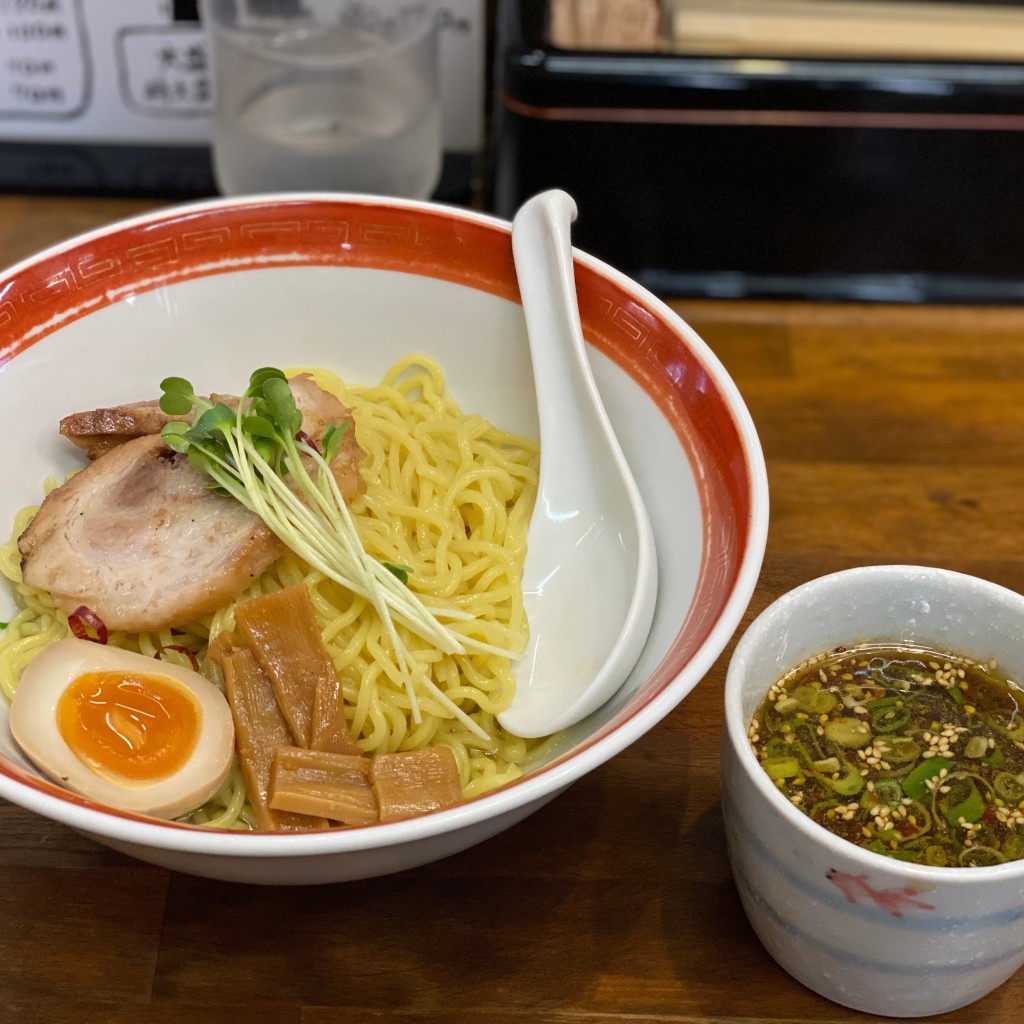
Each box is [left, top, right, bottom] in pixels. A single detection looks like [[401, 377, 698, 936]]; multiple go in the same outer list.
[[496, 190, 658, 738]]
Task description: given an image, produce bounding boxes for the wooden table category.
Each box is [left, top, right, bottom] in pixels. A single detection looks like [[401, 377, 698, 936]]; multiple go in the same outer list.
[[2, 194, 1023, 1024]]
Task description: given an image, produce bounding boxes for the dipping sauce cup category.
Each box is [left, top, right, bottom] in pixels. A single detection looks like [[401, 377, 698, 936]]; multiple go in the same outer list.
[[201, 0, 441, 198], [722, 564, 1024, 1017]]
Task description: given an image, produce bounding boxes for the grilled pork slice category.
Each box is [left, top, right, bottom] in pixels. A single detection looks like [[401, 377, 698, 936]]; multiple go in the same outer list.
[[286, 375, 366, 500], [18, 434, 285, 632], [59, 399, 182, 459], [59, 374, 365, 499]]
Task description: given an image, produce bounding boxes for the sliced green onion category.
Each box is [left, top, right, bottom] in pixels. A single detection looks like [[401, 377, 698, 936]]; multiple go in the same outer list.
[[944, 781, 986, 826], [824, 717, 873, 749], [821, 762, 864, 796], [792, 685, 837, 715], [762, 756, 801, 780], [994, 771, 1024, 804], [882, 736, 921, 763], [871, 705, 911, 734], [903, 756, 954, 801]]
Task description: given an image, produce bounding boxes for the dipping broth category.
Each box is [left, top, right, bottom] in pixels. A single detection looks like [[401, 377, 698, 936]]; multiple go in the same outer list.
[[749, 644, 1024, 867]]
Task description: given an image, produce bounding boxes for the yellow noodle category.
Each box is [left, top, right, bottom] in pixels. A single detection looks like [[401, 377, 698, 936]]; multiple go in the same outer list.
[[184, 764, 251, 830], [0, 356, 548, 828]]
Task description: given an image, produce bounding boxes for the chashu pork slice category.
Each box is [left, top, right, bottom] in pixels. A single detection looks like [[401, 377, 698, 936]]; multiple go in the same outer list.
[[18, 435, 286, 633], [58, 398, 183, 459], [286, 375, 365, 500], [59, 374, 365, 500]]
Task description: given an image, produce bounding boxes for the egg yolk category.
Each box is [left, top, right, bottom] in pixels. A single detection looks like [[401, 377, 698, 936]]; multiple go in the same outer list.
[[56, 670, 201, 783]]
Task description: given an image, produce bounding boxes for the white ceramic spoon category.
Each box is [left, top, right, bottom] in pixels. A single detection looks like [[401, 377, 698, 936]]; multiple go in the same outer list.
[[496, 190, 658, 739]]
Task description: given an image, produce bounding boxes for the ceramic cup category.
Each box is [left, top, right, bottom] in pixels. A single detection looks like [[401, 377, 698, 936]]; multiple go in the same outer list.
[[722, 565, 1024, 1017]]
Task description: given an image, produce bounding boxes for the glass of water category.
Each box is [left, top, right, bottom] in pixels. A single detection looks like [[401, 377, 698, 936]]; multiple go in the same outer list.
[[202, 1, 442, 199]]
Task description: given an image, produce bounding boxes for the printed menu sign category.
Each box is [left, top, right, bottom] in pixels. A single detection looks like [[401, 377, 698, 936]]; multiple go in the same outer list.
[[0, 0, 211, 140], [117, 26, 211, 115], [0, 0, 89, 118]]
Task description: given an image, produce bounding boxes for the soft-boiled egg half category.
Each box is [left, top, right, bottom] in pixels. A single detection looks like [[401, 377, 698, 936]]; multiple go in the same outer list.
[[10, 638, 235, 820]]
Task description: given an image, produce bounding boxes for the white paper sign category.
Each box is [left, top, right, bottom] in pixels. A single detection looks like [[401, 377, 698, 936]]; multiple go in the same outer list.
[[0, 0, 484, 152], [0, 0, 90, 119]]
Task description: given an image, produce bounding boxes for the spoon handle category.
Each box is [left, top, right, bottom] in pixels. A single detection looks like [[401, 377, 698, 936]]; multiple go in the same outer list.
[[502, 189, 658, 737], [511, 190, 619, 502]]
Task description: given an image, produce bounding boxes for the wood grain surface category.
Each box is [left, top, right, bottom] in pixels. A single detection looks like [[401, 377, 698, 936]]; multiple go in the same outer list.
[[1, 194, 1023, 1023]]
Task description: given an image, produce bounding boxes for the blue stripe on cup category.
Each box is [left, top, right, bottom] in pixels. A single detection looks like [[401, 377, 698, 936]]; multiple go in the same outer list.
[[722, 780, 1024, 934]]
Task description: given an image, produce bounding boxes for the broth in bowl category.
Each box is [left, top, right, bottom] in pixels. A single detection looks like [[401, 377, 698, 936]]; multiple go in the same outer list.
[[749, 642, 1024, 867]]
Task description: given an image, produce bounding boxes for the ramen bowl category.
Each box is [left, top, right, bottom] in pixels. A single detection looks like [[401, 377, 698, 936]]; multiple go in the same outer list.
[[723, 565, 1024, 1017], [0, 193, 768, 884]]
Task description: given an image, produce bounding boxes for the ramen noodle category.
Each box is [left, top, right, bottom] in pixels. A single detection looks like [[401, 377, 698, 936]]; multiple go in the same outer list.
[[0, 355, 548, 827]]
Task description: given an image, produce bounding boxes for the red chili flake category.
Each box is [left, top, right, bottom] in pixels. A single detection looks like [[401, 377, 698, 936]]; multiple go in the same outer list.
[[68, 606, 108, 645], [154, 644, 201, 673], [982, 808, 999, 828], [295, 430, 321, 456]]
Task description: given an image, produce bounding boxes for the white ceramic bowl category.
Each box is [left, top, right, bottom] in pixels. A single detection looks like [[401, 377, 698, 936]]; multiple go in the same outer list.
[[723, 565, 1024, 1017], [0, 193, 768, 885]]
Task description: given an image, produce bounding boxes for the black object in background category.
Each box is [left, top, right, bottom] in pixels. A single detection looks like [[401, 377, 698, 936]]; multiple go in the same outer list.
[[172, 0, 200, 22], [0, 142, 475, 206], [0, 142, 216, 199], [489, 0, 1024, 302]]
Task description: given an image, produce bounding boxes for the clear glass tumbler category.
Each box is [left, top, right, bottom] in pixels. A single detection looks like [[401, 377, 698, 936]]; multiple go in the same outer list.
[[202, 1, 441, 199]]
